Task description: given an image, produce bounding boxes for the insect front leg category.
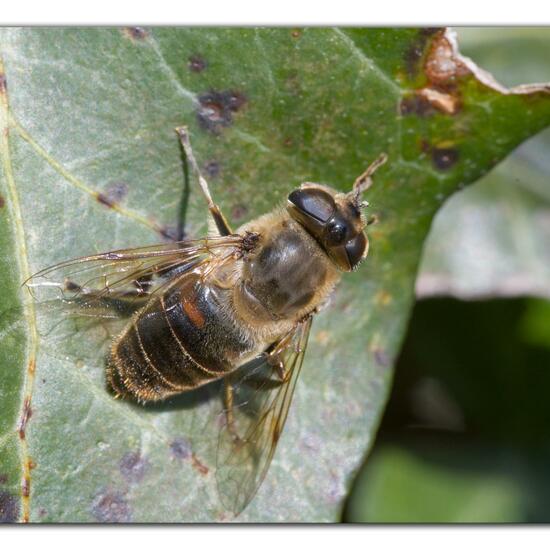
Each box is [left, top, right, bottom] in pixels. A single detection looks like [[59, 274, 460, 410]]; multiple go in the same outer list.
[[266, 335, 294, 382], [176, 126, 233, 237]]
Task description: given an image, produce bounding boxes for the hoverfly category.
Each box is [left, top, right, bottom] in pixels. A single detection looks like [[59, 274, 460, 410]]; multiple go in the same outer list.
[[23, 128, 387, 515]]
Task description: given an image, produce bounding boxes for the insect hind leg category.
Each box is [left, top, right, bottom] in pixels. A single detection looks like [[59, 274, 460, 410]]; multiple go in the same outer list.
[[223, 379, 241, 442], [175, 126, 233, 237]]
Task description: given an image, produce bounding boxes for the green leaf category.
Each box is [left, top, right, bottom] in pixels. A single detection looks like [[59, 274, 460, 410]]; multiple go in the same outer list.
[[0, 27, 549, 522], [346, 442, 525, 523], [418, 28, 550, 299]]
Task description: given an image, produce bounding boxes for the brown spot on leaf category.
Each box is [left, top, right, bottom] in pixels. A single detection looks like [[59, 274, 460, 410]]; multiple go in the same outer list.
[[401, 88, 460, 117], [191, 454, 209, 476], [17, 397, 32, 439], [123, 27, 148, 41], [196, 90, 247, 134], [425, 31, 469, 87], [204, 160, 221, 178], [403, 29, 471, 122], [291, 29, 301, 39], [170, 437, 192, 460], [91, 488, 132, 523], [225, 91, 247, 111], [0, 474, 7, 485], [0, 491, 19, 523], [432, 146, 459, 171], [21, 477, 30, 498], [0, 73, 6, 95], [96, 182, 129, 209], [0, 195, 5, 208], [170, 439, 209, 476], [96, 192, 114, 209], [400, 94, 435, 117], [188, 55, 207, 73], [105, 181, 129, 204], [418, 87, 460, 115], [404, 27, 442, 79], [119, 451, 149, 484], [374, 348, 391, 367]]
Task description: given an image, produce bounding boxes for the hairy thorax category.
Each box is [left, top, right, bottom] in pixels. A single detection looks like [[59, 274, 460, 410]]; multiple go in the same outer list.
[[228, 210, 341, 344]]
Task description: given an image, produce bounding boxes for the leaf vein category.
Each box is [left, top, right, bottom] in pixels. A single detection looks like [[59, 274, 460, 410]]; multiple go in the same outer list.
[[11, 116, 162, 235], [332, 28, 401, 95], [146, 33, 198, 105], [0, 55, 39, 523]]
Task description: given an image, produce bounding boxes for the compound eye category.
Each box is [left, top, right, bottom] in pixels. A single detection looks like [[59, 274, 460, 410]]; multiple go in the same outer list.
[[326, 220, 347, 245], [345, 233, 368, 268], [288, 188, 335, 223]]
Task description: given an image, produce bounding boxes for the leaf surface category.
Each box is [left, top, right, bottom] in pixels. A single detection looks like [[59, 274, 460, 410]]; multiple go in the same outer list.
[[1, 27, 550, 522]]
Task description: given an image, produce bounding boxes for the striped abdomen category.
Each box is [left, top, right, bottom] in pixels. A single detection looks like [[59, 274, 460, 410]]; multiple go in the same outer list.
[[107, 274, 253, 402]]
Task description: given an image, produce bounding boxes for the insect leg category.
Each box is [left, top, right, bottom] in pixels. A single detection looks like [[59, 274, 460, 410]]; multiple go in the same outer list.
[[175, 126, 233, 237], [265, 331, 296, 381], [267, 352, 287, 381], [223, 379, 241, 442]]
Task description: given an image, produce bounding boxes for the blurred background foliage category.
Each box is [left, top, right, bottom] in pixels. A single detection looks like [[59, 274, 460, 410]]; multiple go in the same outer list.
[[345, 27, 550, 523]]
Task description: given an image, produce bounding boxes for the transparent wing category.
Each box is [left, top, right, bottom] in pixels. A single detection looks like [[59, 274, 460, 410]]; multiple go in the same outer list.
[[25, 235, 243, 309], [9, 235, 243, 365], [216, 316, 313, 515]]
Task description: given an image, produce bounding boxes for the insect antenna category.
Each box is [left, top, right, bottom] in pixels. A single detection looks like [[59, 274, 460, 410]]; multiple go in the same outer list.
[[350, 153, 388, 206]]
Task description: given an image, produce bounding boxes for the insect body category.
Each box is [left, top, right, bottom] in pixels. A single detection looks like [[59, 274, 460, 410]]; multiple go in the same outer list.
[[26, 128, 387, 514]]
